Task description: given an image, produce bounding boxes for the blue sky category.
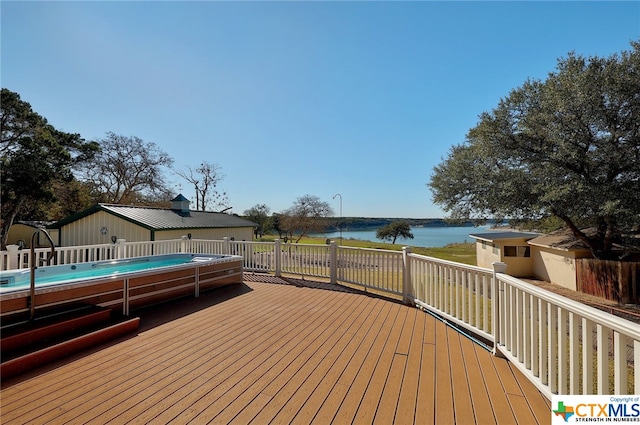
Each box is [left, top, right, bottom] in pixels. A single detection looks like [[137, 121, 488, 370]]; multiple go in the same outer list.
[[2, 2, 638, 218]]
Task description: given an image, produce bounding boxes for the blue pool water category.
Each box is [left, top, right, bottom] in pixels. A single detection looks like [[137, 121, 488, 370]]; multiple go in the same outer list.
[[0, 254, 226, 292]]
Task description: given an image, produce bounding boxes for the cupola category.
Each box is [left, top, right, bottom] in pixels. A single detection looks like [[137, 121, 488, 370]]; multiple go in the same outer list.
[[170, 194, 191, 216]]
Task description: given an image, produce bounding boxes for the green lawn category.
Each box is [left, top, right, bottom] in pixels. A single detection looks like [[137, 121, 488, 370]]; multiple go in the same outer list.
[[256, 235, 477, 266]]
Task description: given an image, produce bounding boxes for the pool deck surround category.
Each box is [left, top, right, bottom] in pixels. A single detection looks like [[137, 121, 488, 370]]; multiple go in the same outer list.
[[0, 274, 551, 424]]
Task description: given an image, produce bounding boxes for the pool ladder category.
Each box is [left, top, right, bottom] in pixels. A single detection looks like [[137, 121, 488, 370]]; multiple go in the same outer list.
[[29, 228, 56, 320]]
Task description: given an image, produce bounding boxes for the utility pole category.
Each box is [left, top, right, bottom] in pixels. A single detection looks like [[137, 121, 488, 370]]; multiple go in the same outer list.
[[333, 193, 343, 245]]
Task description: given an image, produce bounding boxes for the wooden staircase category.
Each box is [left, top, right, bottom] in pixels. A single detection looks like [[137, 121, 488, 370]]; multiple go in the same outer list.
[[1, 305, 139, 380]]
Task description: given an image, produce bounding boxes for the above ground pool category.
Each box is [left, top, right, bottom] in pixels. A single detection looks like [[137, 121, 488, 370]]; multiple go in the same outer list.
[[0, 253, 244, 320], [0, 253, 229, 292]]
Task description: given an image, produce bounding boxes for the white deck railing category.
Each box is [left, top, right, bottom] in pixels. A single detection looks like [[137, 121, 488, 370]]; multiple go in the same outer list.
[[1, 238, 637, 398], [494, 273, 639, 398], [409, 253, 494, 343], [337, 246, 404, 297], [2, 243, 117, 270]]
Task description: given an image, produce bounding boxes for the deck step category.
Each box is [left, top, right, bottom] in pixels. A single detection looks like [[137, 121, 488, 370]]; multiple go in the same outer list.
[[1, 307, 139, 380], [1, 306, 113, 354]]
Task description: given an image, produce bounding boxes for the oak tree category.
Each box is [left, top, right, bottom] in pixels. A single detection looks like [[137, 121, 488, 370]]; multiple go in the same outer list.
[[244, 204, 271, 238], [0, 88, 98, 247], [429, 42, 640, 259], [376, 221, 414, 244]]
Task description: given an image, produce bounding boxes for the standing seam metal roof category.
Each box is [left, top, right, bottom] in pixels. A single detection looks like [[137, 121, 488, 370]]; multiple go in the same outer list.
[[98, 205, 257, 230]]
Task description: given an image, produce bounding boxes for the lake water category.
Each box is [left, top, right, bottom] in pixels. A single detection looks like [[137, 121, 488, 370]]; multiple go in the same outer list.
[[313, 225, 497, 248]]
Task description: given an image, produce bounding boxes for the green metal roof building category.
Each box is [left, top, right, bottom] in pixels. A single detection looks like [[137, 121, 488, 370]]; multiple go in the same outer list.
[[50, 195, 257, 246]]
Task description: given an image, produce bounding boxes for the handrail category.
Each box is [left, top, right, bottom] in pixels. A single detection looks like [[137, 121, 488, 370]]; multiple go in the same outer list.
[[2, 237, 637, 396], [497, 273, 640, 339], [29, 228, 56, 320], [493, 272, 639, 396]]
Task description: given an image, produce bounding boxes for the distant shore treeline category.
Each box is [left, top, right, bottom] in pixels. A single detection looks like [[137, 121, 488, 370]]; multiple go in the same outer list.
[[321, 217, 501, 232]]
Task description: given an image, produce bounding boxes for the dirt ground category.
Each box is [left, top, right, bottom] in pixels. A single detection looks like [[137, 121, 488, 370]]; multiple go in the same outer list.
[[523, 278, 640, 324]]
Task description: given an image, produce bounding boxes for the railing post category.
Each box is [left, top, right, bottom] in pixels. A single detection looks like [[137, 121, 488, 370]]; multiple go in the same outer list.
[[275, 239, 282, 277], [6, 245, 19, 270], [402, 247, 413, 305], [116, 239, 126, 259], [492, 261, 507, 355], [181, 235, 188, 253], [223, 237, 230, 255], [330, 241, 337, 284]]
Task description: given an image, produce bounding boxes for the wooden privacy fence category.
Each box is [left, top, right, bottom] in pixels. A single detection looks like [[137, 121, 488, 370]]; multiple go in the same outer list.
[[576, 259, 640, 304]]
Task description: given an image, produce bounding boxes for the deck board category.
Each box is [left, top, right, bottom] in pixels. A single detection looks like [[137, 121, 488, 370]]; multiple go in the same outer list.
[[311, 301, 395, 424], [416, 312, 437, 424], [355, 306, 408, 425], [448, 326, 476, 424], [331, 303, 402, 424], [475, 341, 520, 425], [263, 296, 372, 424], [145, 286, 343, 424], [230, 292, 367, 425], [290, 300, 388, 425], [0, 277, 551, 424], [36, 285, 292, 424], [459, 335, 498, 425], [511, 362, 552, 425], [434, 319, 456, 424], [393, 309, 424, 424]]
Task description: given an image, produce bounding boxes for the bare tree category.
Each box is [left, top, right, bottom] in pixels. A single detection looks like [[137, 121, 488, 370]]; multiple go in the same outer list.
[[81, 132, 173, 204], [176, 161, 229, 211], [280, 195, 333, 243]]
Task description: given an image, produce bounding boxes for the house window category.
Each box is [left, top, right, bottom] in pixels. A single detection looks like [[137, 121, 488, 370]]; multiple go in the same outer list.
[[481, 240, 499, 254], [504, 246, 531, 257], [504, 246, 517, 257]]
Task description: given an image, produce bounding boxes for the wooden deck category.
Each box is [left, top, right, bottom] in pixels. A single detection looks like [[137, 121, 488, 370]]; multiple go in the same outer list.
[[0, 275, 551, 424]]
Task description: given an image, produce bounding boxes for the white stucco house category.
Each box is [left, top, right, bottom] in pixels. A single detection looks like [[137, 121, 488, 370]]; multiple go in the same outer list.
[[470, 229, 592, 290], [471, 228, 636, 292], [525, 229, 596, 291], [469, 231, 540, 278]]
